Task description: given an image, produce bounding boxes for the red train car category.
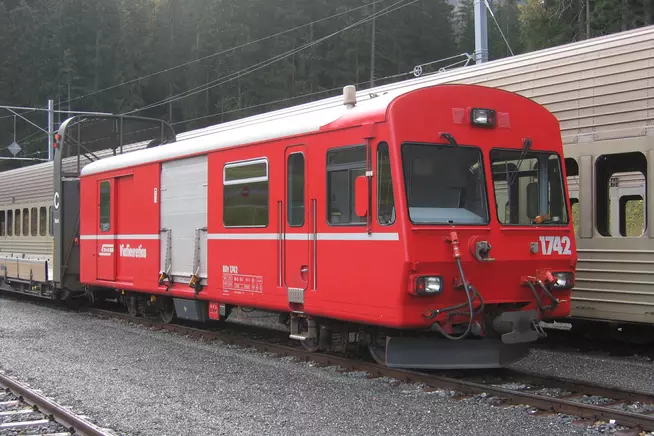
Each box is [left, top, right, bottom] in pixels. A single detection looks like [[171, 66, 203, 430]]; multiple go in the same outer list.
[[77, 83, 576, 369]]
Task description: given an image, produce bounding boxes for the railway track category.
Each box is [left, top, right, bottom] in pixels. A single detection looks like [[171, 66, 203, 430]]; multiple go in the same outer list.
[[0, 372, 113, 436], [86, 307, 654, 434]]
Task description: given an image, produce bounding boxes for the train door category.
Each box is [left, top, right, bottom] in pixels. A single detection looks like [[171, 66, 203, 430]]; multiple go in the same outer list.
[[160, 155, 208, 285], [284, 145, 310, 304], [96, 179, 116, 281]]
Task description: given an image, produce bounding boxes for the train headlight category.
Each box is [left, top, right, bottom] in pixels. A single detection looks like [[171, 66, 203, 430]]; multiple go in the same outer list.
[[470, 108, 496, 128], [415, 276, 443, 296], [551, 272, 575, 290]]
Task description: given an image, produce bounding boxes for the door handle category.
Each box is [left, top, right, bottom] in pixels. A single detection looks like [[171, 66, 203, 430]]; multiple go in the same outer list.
[[300, 265, 309, 282]]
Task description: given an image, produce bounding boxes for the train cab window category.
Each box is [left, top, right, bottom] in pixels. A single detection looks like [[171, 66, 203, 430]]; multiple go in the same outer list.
[[7, 210, 13, 236], [49, 206, 54, 236], [39, 207, 47, 236], [223, 158, 269, 227], [0, 211, 5, 237], [100, 181, 111, 232], [403, 143, 488, 225], [30, 207, 38, 236], [15, 209, 20, 236], [377, 142, 395, 225], [491, 150, 568, 225], [327, 145, 366, 225], [287, 153, 305, 227], [595, 152, 647, 237]]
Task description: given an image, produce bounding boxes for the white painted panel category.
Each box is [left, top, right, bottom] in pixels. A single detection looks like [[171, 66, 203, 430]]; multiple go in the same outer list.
[[160, 155, 208, 282]]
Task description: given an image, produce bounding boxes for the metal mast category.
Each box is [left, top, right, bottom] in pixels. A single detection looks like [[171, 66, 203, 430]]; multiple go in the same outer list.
[[474, 0, 489, 64]]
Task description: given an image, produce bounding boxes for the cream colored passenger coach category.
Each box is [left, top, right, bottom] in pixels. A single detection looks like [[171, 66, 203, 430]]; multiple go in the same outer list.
[[0, 162, 55, 285]]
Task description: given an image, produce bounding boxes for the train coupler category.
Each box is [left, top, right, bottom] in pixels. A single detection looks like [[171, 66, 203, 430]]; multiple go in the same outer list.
[[490, 310, 544, 344]]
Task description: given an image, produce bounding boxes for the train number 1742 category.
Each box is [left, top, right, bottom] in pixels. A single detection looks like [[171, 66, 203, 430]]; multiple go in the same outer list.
[[539, 236, 572, 255]]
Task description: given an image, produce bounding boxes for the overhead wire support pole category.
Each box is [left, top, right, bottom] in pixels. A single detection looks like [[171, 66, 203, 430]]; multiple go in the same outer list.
[[474, 0, 489, 64], [48, 99, 54, 161]]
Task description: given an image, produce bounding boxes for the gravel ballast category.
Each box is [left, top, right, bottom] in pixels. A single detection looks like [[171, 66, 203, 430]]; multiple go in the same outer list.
[[0, 296, 650, 436]]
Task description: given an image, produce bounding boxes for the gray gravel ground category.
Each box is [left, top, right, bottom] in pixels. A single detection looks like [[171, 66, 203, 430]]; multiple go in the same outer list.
[[227, 309, 654, 395], [511, 348, 654, 394], [0, 297, 650, 436]]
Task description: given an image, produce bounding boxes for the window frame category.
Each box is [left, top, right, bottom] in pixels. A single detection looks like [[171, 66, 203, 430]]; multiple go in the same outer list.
[[401, 141, 490, 226], [376, 141, 396, 226], [222, 157, 270, 228], [489, 147, 570, 227], [325, 144, 368, 227], [49, 206, 54, 237]]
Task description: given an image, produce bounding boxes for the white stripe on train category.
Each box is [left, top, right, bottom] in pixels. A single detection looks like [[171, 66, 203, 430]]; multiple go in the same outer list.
[[79, 233, 400, 241]]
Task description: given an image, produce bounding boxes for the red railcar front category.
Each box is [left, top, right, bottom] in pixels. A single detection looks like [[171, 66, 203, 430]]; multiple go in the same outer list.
[[370, 84, 576, 368]]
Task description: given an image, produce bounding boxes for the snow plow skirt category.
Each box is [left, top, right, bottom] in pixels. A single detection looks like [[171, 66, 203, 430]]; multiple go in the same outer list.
[[373, 337, 531, 370]]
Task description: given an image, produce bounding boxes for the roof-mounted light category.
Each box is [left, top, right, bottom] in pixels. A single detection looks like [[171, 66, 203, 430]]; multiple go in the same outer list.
[[470, 108, 496, 128]]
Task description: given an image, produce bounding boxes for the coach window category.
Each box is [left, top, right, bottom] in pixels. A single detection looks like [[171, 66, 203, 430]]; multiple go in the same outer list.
[[100, 181, 111, 232], [49, 206, 54, 236], [7, 210, 13, 236], [0, 211, 5, 237], [223, 158, 269, 227], [15, 209, 20, 236], [22, 208, 29, 236], [327, 145, 366, 225], [287, 153, 305, 227], [39, 207, 47, 237], [595, 152, 647, 237], [565, 158, 580, 235], [30, 207, 38, 236], [377, 142, 395, 225]]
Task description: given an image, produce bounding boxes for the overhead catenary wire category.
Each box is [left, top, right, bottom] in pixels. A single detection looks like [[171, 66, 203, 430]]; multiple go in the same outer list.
[[124, 0, 419, 115], [172, 53, 472, 127], [57, 0, 396, 107]]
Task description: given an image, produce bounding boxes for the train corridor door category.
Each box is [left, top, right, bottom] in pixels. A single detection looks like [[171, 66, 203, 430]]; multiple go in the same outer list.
[[284, 146, 310, 305], [97, 179, 116, 281]]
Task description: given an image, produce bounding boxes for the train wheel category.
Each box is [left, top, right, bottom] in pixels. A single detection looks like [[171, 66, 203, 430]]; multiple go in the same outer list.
[[301, 337, 319, 352], [368, 345, 386, 366], [159, 298, 175, 324], [127, 294, 139, 317]]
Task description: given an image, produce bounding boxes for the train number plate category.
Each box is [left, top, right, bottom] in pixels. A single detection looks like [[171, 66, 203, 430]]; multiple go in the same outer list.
[[539, 236, 572, 255]]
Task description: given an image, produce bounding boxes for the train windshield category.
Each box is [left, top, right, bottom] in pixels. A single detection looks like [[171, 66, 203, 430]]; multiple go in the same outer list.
[[401, 143, 489, 225], [491, 149, 568, 225]]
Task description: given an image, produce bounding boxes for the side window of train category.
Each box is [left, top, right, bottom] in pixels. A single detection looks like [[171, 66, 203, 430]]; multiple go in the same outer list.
[[30, 207, 37, 237], [39, 207, 47, 237], [100, 181, 111, 232], [565, 158, 580, 236], [0, 210, 5, 237], [377, 142, 395, 225], [326, 145, 366, 225], [287, 153, 305, 227], [22, 208, 29, 237], [223, 158, 269, 227], [49, 206, 54, 236], [15, 209, 20, 236], [7, 210, 13, 236], [595, 152, 647, 237]]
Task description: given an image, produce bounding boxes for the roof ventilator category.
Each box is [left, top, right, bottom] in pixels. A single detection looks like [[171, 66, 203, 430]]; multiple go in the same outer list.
[[343, 85, 357, 108]]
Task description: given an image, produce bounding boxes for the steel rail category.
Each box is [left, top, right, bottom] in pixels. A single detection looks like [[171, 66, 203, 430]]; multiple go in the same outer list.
[[0, 372, 112, 436], [87, 307, 654, 432]]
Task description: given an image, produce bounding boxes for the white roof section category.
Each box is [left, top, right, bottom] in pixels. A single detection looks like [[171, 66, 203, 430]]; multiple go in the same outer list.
[[80, 24, 654, 176]]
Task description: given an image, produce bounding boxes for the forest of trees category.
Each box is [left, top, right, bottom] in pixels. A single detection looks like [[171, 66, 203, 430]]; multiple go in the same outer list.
[[0, 0, 652, 168]]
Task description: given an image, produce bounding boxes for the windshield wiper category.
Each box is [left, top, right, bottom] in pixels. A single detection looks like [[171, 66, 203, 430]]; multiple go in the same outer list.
[[507, 138, 532, 187]]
